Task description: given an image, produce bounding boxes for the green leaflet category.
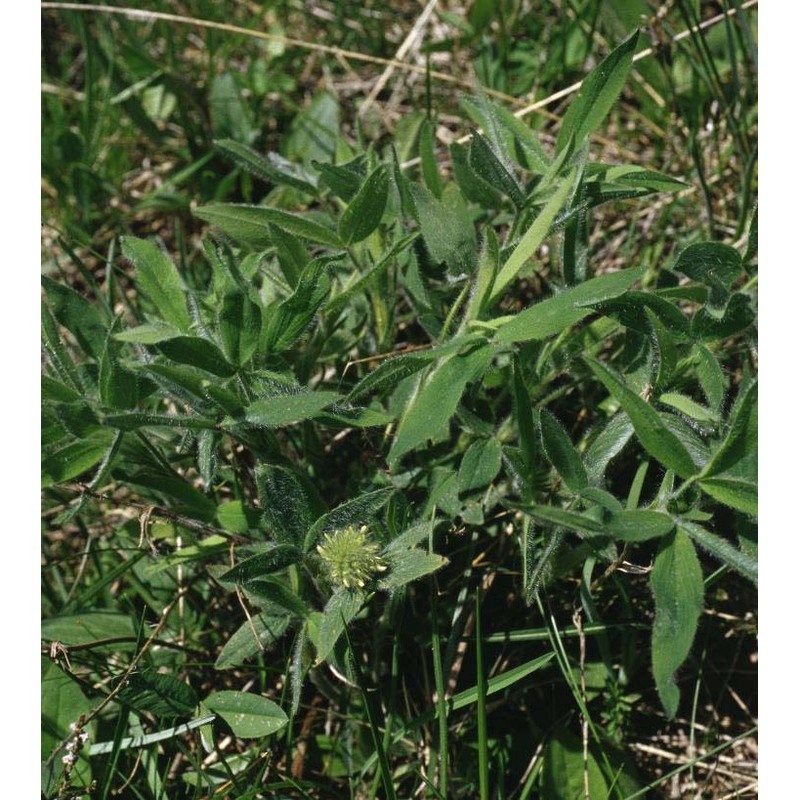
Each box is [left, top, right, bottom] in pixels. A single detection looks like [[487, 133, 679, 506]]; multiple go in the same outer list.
[[489, 169, 578, 304], [540, 409, 588, 491], [650, 529, 703, 718], [219, 544, 302, 583], [215, 612, 291, 669], [338, 163, 389, 244], [214, 138, 319, 195], [378, 548, 448, 590], [388, 342, 494, 464], [408, 181, 477, 274], [194, 203, 343, 248], [261, 254, 336, 353], [120, 237, 191, 331], [229, 390, 341, 428], [202, 691, 288, 737], [699, 476, 757, 515], [605, 509, 674, 542], [315, 588, 365, 665], [542, 727, 610, 800], [678, 518, 757, 585], [586, 358, 697, 479], [494, 266, 644, 342], [701, 380, 757, 479], [555, 30, 640, 152]]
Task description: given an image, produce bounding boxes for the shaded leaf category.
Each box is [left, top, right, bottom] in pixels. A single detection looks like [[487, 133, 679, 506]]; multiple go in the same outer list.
[[702, 380, 757, 478], [540, 409, 588, 491], [215, 612, 291, 668], [678, 518, 757, 585], [156, 335, 237, 377], [262, 255, 336, 353], [525, 505, 605, 535], [468, 131, 525, 207], [42, 275, 109, 359], [542, 726, 609, 800], [117, 670, 198, 717], [674, 242, 742, 290], [257, 463, 319, 545], [215, 138, 318, 194], [315, 588, 365, 664], [458, 438, 503, 494], [650, 529, 703, 718], [606, 509, 674, 542], [306, 487, 395, 551], [218, 291, 262, 365], [408, 181, 476, 273], [41, 612, 136, 646], [338, 163, 389, 244], [219, 544, 302, 583]]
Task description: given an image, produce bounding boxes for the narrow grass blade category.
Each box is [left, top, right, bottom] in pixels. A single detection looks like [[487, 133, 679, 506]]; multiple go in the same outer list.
[[475, 589, 489, 800]]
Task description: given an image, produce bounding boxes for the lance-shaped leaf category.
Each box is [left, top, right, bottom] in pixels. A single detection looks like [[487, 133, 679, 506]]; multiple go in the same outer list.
[[699, 476, 757, 515], [195, 204, 343, 249], [305, 487, 395, 551], [556, 30, 640, 152], [525, 505, 605, 535], [701, 380, 757, 478], [650, 529, 703, 718], [677, 518, 757, 586], [585, 358, 697, 479], [218, 291, 262, 366], [540, 409, 588, 491], [262, 255, 336, 353], [156, 336, 237, 377], [378, 548, 448, 590], [468, 131, 526, 208], [214, 139, 318, 194], [42, 276, 109, 360], [494, 266, 644, 343], [408, 181, 476, 273], [389, 342, 493, 464], [215, 612, 291, 668], [257, 464, 320, 546], [315, 588, 365, 665], [605, 509, 674, 542], [121, 237, 191, 331], [236, 389, 342, 428], [489, 169, 578, 304], [458, 438, 503, 494], [219, 544, 302, 583], [338, 163, 389, 244]]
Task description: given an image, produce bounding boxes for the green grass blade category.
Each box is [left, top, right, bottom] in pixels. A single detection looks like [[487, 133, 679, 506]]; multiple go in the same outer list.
[[475, 589, 489, 800]]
